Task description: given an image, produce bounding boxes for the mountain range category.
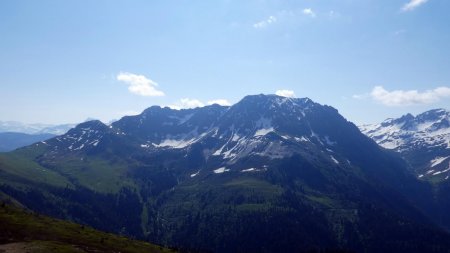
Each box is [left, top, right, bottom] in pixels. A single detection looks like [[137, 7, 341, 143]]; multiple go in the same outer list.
[[0, 132, 55, 152], [0, 121, 76, 152], [1, 94, 450, 252], [360, 109, 450, 181], [0, 121, 75, 135]]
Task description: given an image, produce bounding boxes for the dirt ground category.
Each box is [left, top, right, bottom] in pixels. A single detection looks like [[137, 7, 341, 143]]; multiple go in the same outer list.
[[0, 242, 85, 253], [0, 242, 34, 253]]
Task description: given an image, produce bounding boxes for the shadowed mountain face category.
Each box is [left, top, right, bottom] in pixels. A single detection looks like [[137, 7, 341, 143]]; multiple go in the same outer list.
[[360, 109, 450, 232], [1, 95, 450, 252]]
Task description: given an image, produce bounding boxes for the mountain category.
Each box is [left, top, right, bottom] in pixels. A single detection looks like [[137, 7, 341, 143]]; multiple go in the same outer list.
[[1, 95, 450, 252], [0, 202, 173, 253], [0, 121, 75, 135], [0, 121, 76, 151], [0, 132, 55, 152], [360, 109, 450, 181], [359, 108, 450, 232]]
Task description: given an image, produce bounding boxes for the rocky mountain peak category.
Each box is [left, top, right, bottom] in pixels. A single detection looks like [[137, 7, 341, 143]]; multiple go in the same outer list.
[[360, 108, 450, 181]]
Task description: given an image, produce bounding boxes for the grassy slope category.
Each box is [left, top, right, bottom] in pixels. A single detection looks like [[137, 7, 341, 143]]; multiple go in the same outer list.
[[0, 144, 136, 193], [0, 203, 174, 253], [45, 156, 135, 193], [0, 147, 72, 189]]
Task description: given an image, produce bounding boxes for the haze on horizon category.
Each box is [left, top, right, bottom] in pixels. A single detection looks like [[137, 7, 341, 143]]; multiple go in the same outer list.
[[1, 0, 449, 125]]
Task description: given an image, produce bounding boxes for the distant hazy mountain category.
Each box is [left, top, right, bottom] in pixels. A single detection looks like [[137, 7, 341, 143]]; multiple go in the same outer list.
[[0, 132, 55, 152], [0, 121, 75, 135], [1, 95, 450, 252], [0, 121, 75, 151], [360, 109, 450, 181]]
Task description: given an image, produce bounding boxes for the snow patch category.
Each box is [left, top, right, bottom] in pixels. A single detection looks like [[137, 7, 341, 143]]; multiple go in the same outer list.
[[232, 134, 242, 142], [254, 127, 274, 137], [74, 144, 85, 150], [360, 110, 450, 151], [154, 138, 196, 149], [241, 167, 266, 173], [330, 155, 339, 164], [212, 147, 223, 156], [324, 136, 336, 146], [222, 147, 238, 159], [254, 118, 274, 137], [295, 136, 310, 142], [430, 156, 449, 167], [310, 131, 324, 145], [214, 167, 230, 174], [432, 167, 450, 175], [178, 114, 194, 125], [190, 170, 200, 177]]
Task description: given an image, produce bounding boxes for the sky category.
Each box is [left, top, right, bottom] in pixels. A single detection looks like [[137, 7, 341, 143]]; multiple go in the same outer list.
[[1, 0, 450, 125]]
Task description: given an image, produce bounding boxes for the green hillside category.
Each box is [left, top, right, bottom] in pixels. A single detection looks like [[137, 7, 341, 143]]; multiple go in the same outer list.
[[0, 203, 174, 253]]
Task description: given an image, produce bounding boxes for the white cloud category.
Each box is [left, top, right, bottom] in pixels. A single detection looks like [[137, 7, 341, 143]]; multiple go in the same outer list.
[[302, 8, 316, 18], [179, 98, 205, 108], [370, 86, 450, 106], [328, 10, 338, 19], [169, 98, 205, 110], [169, 98, 232, 109], [352, 94, 369, 100], [167, 105, 183, 110], [275, 90, 296, 98], [401, 0, 429, 12], [117, 72, 165, 97], [394, 29, 407, 36], [253, 15, 277, 29], [207, 99, 232, 106]]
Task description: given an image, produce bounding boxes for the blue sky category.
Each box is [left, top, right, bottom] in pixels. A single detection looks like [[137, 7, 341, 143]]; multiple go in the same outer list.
[[1, 0, 449, 124]]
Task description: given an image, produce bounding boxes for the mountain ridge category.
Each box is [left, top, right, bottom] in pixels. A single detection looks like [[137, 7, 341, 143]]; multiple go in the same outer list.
[[359, 108, 450, 181], [1, 94, 450, 252]]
